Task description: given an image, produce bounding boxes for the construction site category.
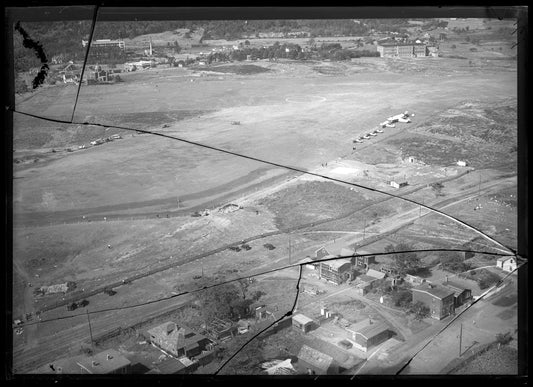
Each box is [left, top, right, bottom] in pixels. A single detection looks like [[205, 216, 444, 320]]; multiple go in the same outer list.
[[10, 15, 522, 376]]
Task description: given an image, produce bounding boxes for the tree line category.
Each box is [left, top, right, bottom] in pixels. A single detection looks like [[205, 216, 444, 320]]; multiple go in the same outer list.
[[14, 18, 424, 72], [200, 41, 378, 65]]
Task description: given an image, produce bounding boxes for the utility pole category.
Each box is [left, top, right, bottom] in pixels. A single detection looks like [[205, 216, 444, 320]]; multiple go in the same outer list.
[[478, 171, 482, 199], [86, 310, 94, 353], [458, 323, 463, 357]]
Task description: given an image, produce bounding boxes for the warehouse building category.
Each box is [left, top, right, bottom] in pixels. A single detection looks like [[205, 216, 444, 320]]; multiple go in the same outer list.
[[348, 321, 393, 353], [377, 43, 427, 58]]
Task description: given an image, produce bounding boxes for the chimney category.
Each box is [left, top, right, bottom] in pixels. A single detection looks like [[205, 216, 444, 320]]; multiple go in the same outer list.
[[107, 354, 113, 360], [445, 275, 448, 284], [92, 361, 99, 367]]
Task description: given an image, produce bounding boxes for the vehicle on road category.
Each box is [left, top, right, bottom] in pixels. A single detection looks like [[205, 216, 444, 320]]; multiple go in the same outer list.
[[369, 132, 377, 137], [363, 134, 371, 139], [376, 129, 384, 133]]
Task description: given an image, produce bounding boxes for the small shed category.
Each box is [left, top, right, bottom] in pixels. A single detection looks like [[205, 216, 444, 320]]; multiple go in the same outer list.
[[389, 180, 408, 189], [405, 274, 425, 285], [292, 313, 315, 333]]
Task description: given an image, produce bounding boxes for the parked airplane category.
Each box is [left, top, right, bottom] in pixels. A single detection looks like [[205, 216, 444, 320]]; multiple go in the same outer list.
[[381, 111, 412, 127], [380, 121, 396, 128]]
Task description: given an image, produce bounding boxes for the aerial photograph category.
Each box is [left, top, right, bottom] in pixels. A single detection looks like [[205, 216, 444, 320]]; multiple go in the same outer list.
[[9, 7, 524, 377]]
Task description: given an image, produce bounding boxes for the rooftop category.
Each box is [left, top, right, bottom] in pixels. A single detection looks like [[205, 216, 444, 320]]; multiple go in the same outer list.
[[356, 274, 376, 284], [443, 281, 471, 297], [292, 313, 314, 326], [378, 42, 426, 47], [297, 345, 334, 371], [412, 282, 455, 299], [148, 321, 207, 349], [76, 349, 130, 374], [31, 355, 85, 374], [356, 321, 391, 340], [366, 269, 386, 279], [154, 358, 187, 374], [322, 257, 352, 270]]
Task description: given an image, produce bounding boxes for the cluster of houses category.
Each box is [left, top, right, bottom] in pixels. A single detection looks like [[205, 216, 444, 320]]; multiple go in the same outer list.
[[305, 245, 479, 321], [58, 62, 124, 85]]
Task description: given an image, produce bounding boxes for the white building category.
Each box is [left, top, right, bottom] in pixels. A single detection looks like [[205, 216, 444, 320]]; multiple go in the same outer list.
[[389, 180, 408, 189], [496, 257, 517, 273], [457, 160, 468, 167]]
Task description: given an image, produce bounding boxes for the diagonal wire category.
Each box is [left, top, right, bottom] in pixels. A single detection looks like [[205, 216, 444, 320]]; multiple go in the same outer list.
[[10, 109, 517, 257], [70, 4, 100, 123], [16, 248, 518, 328], [394, 260, 526, 375], [213, 265, 303, 375]]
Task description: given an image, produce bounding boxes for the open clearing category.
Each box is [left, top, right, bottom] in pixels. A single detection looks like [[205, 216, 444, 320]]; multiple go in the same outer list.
[[12, 53, 517, 374]]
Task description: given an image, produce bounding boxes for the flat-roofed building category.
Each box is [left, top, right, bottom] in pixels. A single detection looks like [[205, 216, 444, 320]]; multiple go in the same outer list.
[[377, 43, 427, 58], [76, 349, 131, 374], [297, 345, 338, 375]]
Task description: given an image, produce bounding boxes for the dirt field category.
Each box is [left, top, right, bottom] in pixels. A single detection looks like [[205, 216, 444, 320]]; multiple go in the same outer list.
[[12, 47, 518, 374]]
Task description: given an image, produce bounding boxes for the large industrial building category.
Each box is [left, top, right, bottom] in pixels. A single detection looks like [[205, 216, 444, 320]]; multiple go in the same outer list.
[[377, 43, 427, 58], [82, 39, 126, 50]]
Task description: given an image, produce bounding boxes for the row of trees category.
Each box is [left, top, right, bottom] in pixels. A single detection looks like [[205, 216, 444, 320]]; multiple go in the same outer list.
[[200, 41, 378, 65]]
